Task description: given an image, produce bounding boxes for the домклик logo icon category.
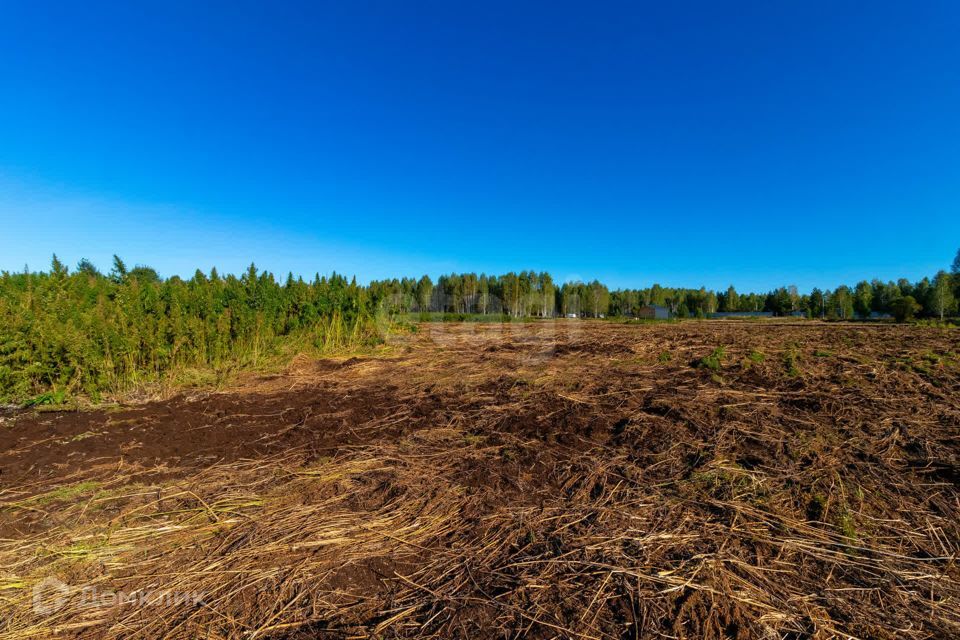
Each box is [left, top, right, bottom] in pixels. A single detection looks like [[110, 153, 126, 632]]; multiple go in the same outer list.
[[32, 576, 69, 615]]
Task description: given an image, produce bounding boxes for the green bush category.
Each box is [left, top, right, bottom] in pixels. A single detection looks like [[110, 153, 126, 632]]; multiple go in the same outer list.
[[783, 345, 802, 377], [695, 346, 726, 371], [891, 296, 921, 323]]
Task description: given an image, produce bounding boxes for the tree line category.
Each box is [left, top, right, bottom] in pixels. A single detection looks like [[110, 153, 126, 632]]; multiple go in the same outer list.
[[1, 250, 958, 401], [0, 256, 381, 402], [368, 250, 960, 322]]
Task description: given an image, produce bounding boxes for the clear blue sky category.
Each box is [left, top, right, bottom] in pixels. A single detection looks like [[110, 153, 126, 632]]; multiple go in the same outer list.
[[1, 1, 958, 292]]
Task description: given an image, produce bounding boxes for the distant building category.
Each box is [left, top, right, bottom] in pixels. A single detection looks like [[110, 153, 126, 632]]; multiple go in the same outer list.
[[637, 305, 670, 320], [708, 311, 774, 319], [863, 311, 893, 320]]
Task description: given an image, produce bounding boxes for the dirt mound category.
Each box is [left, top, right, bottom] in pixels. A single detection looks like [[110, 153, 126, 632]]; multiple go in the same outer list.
[[1, 321, 959, 639]]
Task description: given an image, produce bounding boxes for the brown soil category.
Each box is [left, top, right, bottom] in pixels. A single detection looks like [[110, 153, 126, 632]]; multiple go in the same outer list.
[[1, 321, 959, 639]]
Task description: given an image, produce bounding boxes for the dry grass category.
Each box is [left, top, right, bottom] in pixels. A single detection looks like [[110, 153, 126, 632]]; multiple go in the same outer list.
[[1, 320, 959, 639]]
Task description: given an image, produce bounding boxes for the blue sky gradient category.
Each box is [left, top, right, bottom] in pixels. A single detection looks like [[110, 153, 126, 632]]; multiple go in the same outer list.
[[1, 1, 958, 291]]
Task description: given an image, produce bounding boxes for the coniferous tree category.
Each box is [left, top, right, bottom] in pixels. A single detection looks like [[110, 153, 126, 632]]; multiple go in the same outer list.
[[892, 296, 921, 323]]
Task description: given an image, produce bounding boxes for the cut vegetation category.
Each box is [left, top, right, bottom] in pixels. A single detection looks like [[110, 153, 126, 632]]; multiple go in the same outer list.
[[0, 321, 958, 639]]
